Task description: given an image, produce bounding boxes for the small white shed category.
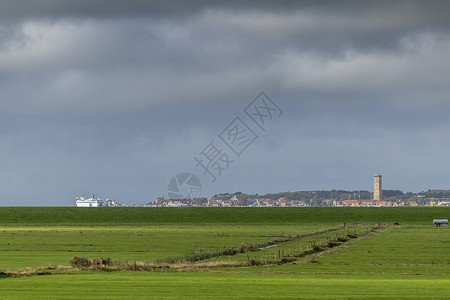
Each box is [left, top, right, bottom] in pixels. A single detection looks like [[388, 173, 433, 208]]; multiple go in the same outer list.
[[433, 219, 448, 227]]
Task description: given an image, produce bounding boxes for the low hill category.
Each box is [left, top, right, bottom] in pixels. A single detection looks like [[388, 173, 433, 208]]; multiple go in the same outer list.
[[0, 207, 447, 226]]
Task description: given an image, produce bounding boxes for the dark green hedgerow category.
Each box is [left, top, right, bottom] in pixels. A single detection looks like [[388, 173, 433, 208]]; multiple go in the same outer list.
[[70, 256, 90, 268], [0, 207, 442, 226], [64, 224, 383, 272], [156, 227, 346, 264]]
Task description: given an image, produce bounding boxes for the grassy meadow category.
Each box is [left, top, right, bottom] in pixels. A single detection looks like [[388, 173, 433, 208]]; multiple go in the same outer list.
[[0, 207, 449, 299], [0, 206, 447, 225], [1, 272, 448, 299]]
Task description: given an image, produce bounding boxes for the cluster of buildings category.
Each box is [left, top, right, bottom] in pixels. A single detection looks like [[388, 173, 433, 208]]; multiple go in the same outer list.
[[78, 173, 450, 207], [150, 196, 309, 207], [333, 199, 417, 207], [148, 173, 443, 208], [325, 173, 445, 207], [332, 173, 395, 206], [429, 200, 450, 207], [148, 197, 438, 208]]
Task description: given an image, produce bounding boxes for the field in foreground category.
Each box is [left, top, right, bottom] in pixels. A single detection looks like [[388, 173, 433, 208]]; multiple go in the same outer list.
[[1, 272, 449, 299], [0, 207, 449, 299]]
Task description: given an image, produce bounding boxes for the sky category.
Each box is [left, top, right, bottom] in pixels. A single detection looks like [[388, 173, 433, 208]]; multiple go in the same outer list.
[[2, 1, 450, 205]]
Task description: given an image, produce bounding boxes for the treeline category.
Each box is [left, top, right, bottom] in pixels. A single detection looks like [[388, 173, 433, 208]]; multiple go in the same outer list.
[[210, 189, 450, 203], [419, 189, 450, 198], [213, 189, 406, 201]]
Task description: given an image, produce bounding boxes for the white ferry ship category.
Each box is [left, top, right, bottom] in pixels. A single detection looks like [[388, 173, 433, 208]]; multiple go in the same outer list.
[[76, 196, 104, 207]]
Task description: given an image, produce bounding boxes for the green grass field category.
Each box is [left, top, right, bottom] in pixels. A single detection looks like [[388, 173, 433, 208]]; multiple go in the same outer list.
[[1, 272, 449, 299], [0, 224, 334, 269], [0, 207, 449, 299], [0, 207, 448, 225]]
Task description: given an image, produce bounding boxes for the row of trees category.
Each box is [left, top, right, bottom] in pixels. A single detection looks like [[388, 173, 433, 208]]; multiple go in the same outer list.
[[213, 189, 407, 202], [209, 189, 450, 205]]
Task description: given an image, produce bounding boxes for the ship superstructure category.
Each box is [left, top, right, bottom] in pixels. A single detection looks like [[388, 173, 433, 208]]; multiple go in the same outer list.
[[76, 196, 120, 207], [76, 196, 104, 207]]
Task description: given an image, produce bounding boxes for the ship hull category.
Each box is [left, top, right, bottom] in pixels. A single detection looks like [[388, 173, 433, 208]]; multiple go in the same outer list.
[[76, 197, 104, 207]]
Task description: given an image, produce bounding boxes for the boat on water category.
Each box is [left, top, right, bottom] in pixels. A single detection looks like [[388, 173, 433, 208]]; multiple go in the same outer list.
[[76, 196, 104, 207], [76, 196, 120, 207]]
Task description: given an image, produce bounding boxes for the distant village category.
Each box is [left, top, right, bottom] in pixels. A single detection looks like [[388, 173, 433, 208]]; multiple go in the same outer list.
[[145, 194, 450, 207], [141, 173, 450, 207], [144, 174, 450, 207], [78, 174, 450, 208]]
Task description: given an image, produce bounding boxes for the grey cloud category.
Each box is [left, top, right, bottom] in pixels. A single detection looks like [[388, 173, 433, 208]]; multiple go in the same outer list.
[[1, 1, 450, 21], [2, 1, 450, 205], [3, 25, 448, 114], [3, 1, 450, 54]]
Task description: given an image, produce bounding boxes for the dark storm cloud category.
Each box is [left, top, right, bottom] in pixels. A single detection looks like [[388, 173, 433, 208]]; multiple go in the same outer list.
[[1, 1, 449, 21], [1, 0, 450, 115], [2, 1, 450, 52], [1, 1, 449, 113], [2, 1, 450, 205], [3, 0, 450, 65]]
